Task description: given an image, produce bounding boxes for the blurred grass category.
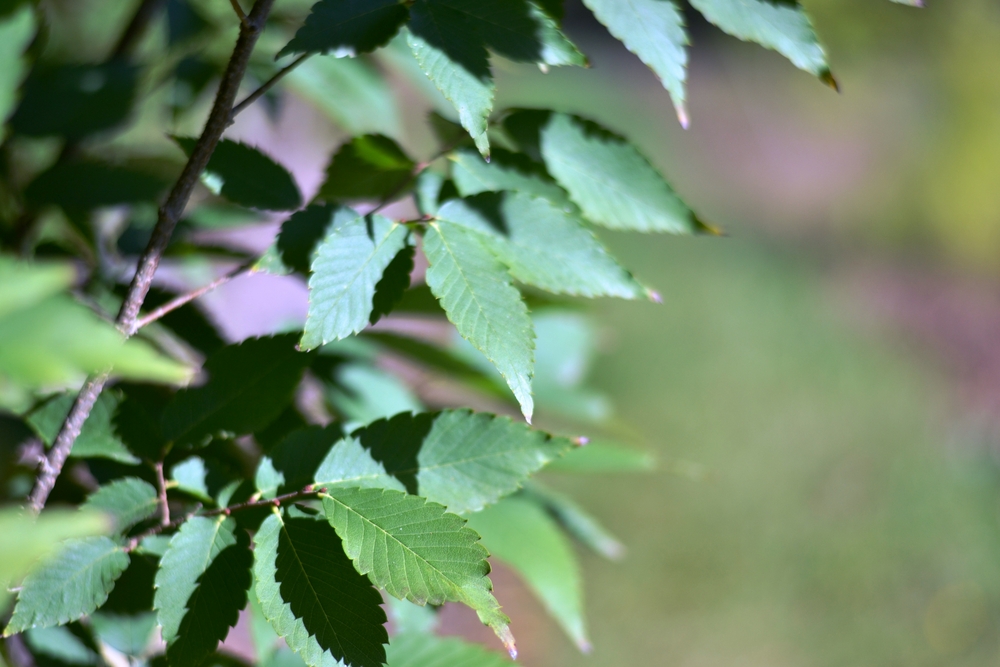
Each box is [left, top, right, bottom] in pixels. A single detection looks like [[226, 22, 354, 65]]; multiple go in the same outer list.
[[536, 236, 1000, 667]]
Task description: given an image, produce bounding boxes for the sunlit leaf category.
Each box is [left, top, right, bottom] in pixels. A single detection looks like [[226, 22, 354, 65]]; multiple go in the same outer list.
[[423, 221, 535, 420], [301, 209, 409, 348], [5, 537, 129, 635], [321, 487, 515, 653], [582, 0, 688, 125]]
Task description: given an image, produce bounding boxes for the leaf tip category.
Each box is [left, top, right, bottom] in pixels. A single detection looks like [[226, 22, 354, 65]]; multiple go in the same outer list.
[[647, 289, 663, 304], [572, 436, 589, 447], [499, 626, 518, 659], [820, 70, 840, 93], [576, 638, 593, 653], [693, 215, 725, 237], [676, 104, 690, 130]]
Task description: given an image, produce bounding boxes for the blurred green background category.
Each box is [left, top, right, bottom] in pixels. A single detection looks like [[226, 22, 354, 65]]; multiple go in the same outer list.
[[472, 2, 1000, 666]]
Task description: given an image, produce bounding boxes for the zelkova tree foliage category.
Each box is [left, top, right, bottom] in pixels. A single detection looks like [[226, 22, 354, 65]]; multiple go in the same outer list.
[[0, 1, 917, 666]]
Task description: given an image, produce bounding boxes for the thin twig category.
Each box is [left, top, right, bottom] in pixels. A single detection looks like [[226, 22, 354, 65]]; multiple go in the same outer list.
[[26, 0, 278, 514], [111, 0, 168, 60], [154, 461, 170, 526], [203, 486, 324, 517], [134, 260, 253, 331], [228, 0, 252, 28], [231, 53, 312, 121], [127, 486, 323, 549]]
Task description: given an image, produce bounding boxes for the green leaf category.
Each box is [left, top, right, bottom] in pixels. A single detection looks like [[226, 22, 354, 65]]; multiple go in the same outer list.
[[0, 5, 35, 130], [10, 62, 138, 138], [423, 221, 535, 421], [278, 0, 410, 57], [174, 137, 302, 211], [385, 598, 438, 636], [517, 111, 701, 233], [320, 135, 416, 202], [688, 0, 830, 81], [437, 192, 647, 299], [582, 0, 689, 126], [314, 435, 406, 493], [114, 383, 173, 461], [0, 293, 190, 391], [362, 331, 498, 390], [171, 457, 212, 501], [28, 391, 140, 464], [91, 611, 158, 657], [439, 0, 583, 67], [253, 512, 388, 667], [154, 516, 253, 667], [535, 0, 564, 22], [317, 410, 571, 513], [544, 439, 656, 473], [268, 204, 339, 276], [385, 634, 512, 667], [301, 210, 409, 349], [406, 5, 493, 157], [161, 334, 311, 446], [523, 481, 625, 560], [0, 260, 74, 319], [326, 362, 423, 426], [369, 245, 414, 325], [286, 55, 401, 137], [5, 537, 130, 635], [0, 509, 110, 610], [81, 478, 159, 533], [321, 487, 515, 655], [405, 1, 585, 157], [449, 147, 571, 207], [25, 161, 170, 211], [24, 624, 102, 665], [414, 170, 460, 215], [260, 423, 344, 496], [466, 497, 588, 651]]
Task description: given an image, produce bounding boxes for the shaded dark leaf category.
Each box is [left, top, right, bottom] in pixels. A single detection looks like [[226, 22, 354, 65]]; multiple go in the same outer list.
[[11, 62, 138, 138], [279, 0, 410, 58], [369, 244, 414, 325], [318, 134, 415, 202], [174, 137, 302, 211], [161, 334, 312, 447], [25, 161, 169, 212]]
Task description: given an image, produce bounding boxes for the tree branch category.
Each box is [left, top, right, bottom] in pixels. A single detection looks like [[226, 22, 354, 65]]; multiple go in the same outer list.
[[231, 53, 311, 121], [118, 0, 276, 333], [133, 260, 253, 331], [228, 0, 252, 29], [26, 0, 277, 514], [154, 461, 170, 526]]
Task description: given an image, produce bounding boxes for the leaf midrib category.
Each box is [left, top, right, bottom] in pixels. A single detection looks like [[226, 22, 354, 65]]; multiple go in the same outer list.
[[322, 491, 474, 599], [276, 512, 347, 659], [427, 222, 510, 370]]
